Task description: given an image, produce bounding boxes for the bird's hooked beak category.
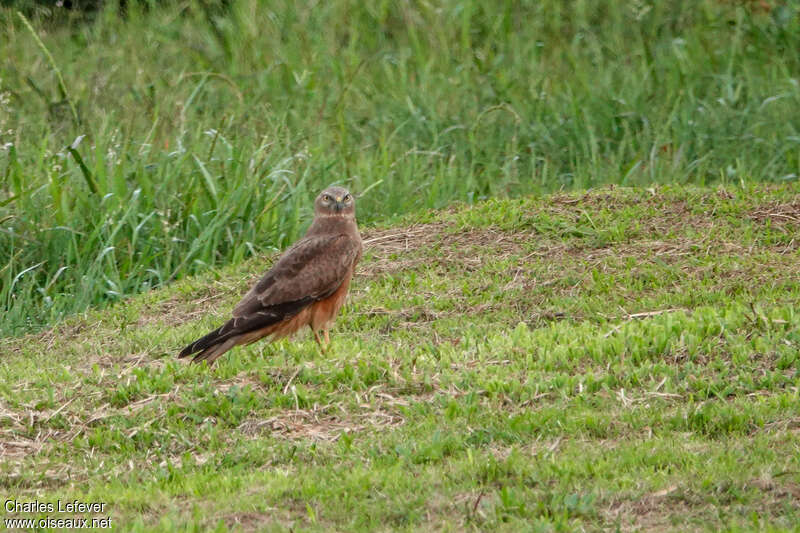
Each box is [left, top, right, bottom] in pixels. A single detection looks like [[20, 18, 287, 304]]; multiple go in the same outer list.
[[334, 195, 344, 212]]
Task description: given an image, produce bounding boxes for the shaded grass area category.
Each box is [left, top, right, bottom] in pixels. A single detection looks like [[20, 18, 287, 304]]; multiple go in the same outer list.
[[1, 184, 799, 531], [2, 0, 800, 335]]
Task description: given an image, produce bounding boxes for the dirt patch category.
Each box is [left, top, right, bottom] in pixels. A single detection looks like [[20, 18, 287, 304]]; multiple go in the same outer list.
[[0, 435, 44, 460], [220, 511, 283, 531], [603, 476, 800, 532], [138, 292, 227, 329], [747, 477, 800, 500], [748, 201, 800, 226], [362, 224, 564, 279], [604, 490, 701, 532], [238, 406, 404, 443], [360, 223, 447, 277]]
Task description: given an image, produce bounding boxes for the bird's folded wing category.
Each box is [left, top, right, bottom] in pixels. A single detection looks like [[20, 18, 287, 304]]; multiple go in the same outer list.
[[232, 233, 361, 319]]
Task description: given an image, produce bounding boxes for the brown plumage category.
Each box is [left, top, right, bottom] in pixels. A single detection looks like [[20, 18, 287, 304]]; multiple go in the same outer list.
[[178, 186, 362, 365]]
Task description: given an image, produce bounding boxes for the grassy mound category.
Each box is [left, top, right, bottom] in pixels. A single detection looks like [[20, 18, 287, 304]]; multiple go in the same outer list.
[[1, 184, 799, 531], [2, 0, 800, 335]]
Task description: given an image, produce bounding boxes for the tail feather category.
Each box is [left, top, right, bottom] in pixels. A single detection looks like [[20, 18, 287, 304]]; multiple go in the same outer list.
[[178, 321, 235, 359], [190, 337, 238, 365], [178, 298, 314, 364]]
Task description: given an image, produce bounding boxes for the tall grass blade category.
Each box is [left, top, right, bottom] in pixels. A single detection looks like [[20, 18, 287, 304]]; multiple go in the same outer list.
[[16, 11, 80, 127], [66, 146, 98, 195]]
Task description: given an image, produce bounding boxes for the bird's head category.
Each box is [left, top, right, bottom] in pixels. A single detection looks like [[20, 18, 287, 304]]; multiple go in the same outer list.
[[315, 186, 355, 217]]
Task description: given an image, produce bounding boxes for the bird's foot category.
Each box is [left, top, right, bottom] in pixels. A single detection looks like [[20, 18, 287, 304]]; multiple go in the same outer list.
[[313, 330, 328, 354]]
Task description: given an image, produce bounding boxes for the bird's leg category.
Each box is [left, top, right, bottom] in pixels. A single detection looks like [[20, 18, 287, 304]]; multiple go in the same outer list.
[[313, 329, 327, 354]]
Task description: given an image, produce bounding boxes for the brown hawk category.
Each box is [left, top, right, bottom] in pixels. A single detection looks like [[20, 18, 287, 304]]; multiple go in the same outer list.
[[178, 186, 362, 365]]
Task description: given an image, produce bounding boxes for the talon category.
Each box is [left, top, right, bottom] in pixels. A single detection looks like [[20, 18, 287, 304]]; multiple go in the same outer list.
[[313, 330, 327, 354]]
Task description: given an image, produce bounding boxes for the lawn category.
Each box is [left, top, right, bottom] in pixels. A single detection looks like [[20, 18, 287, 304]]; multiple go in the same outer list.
[[1, 184, 799, 531]]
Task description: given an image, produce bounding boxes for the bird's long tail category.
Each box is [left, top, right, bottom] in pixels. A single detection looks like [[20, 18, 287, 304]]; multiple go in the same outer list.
[[178, 321, 239, 364], [178, 299, 313, 365]]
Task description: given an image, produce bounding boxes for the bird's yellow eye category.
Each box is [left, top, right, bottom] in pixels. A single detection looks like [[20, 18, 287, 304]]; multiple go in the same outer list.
[[323, 194, 332, 202], [343, 194, 351, 202]]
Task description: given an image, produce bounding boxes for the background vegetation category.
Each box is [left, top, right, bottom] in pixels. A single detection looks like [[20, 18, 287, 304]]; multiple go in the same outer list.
[[1, 0, 799, 335]]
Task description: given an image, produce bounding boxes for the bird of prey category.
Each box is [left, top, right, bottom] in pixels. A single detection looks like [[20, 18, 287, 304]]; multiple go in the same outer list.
[[178, 186, 362, 365]]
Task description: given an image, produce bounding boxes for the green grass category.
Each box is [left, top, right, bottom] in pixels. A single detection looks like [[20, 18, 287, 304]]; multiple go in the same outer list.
[[2, 0, 800, 335], [1, 184, 799, 531]]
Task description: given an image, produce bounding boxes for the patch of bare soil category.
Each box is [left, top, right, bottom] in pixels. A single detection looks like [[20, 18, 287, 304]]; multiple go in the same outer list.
[[220, 511, 285, 531], [138, 291, 227, 329], [360, 223, 447, 277], [604, 488, 700, 532], [748, 201, 800, 226], [603, 476, 800, 532], [238, 405, 404, 443]]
